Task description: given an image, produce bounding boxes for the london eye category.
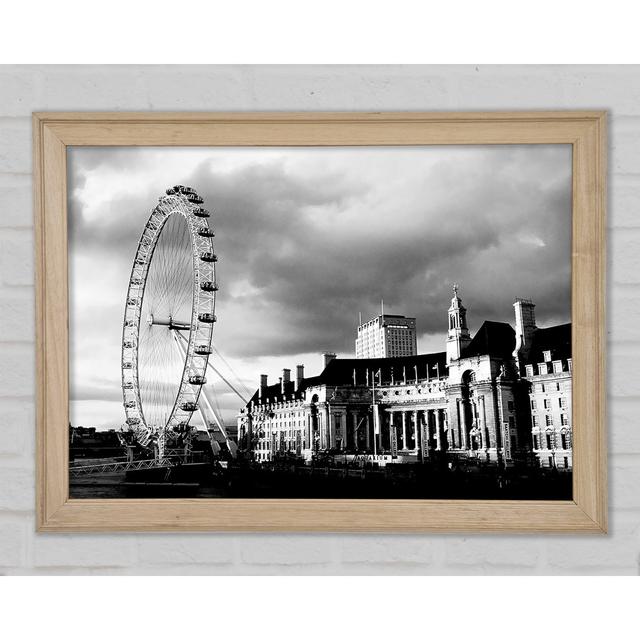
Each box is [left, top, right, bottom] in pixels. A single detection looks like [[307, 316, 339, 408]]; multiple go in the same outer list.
[[121, 185, 220, 459]]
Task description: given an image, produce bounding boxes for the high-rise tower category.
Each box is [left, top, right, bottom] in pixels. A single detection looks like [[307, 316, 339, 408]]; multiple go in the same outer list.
[[355, 312, 417, 359]]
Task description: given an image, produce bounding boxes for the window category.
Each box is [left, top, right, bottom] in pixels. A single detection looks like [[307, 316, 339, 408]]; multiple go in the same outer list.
[[531, 399, 537, 410], [564, 457, 569, 469], [532, 416, 539, 428], [533, 434, 539, 449], [546, 433, 553, 449], [525, 365, 534, 377], [508, 416, 515, 428], [561, 432, 568, 449], [538, 363, 548, 375], [568, 358, 572, 372], [543, 350, 552, 362], [553, 361, 563, 374], [545, 415, 553, 427], [561, 414, 569, 426], [544, 399, 551, 409], [507, 400, 514, 411], [559, 397, 567, 408]]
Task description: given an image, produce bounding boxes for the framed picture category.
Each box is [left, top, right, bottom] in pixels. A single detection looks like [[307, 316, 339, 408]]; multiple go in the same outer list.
[[34, 111, 606, 532]]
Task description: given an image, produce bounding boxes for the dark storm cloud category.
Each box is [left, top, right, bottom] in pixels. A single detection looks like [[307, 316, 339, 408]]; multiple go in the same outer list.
[[69, 146, 572, 363], [192, 147, 572, 357]]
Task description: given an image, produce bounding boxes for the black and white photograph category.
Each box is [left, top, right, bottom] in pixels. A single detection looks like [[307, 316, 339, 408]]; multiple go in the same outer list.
[[68, 144, 573, 500]]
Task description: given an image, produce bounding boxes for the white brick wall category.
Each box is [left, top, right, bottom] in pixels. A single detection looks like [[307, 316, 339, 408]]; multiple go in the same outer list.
[[0, 64, 637, 575]]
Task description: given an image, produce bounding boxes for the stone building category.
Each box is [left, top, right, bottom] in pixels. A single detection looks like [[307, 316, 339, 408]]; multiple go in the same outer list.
[[522, 320, 573, 469], [237, 288, 572, 469]]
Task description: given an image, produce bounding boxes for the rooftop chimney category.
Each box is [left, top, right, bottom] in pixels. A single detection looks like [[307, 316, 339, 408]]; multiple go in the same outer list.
[[323, 352, 337, 369], [281, 369, 290, 394], [513, 298, 537, 367], [259, 374, 268, 399], [295, 364, 304, 391]]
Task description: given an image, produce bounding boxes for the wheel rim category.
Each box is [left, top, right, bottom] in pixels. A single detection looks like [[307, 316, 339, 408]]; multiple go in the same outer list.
[[121, 188, 217, 453]]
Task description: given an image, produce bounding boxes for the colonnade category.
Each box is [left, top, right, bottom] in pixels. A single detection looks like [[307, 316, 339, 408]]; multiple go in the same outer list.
[[342, 406, 448, 454]]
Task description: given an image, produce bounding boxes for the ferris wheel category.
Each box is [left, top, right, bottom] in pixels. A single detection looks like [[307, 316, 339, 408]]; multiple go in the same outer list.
[[121, 185, 219, 459]]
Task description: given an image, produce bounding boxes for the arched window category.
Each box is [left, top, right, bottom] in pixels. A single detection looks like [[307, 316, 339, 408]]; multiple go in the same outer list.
[[461, 370, 476, 385]]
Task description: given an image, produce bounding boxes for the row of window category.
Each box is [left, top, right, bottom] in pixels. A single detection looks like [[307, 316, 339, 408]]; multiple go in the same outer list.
[[531, 397, 568, 410], [534, 381, 565, 393], [256, 439, 303, 451], [532, 414, 570, 427], [525, 359, 572, 377], [264, 422, 305, 429], [533, 432, 571, 450]]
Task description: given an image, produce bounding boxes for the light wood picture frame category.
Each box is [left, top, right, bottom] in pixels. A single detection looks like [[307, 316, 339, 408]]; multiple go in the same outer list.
[[34, 111, 607, 533]]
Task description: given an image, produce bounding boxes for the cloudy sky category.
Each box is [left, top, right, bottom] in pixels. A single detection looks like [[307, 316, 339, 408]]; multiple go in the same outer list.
[[68, 145, 572, 429]]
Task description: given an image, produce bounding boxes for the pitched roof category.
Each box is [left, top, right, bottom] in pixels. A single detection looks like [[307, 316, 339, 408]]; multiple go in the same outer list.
[[462, 320, 516, 359], [306, 352, 447, 388], [247, 351, 447, 407], [527, 322, 572, 364]]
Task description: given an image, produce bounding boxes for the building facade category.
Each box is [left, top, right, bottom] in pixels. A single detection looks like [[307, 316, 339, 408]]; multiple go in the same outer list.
[[522, 322, 573, 470], [238, 288, 572, 469], [355, 313, 417, 359]]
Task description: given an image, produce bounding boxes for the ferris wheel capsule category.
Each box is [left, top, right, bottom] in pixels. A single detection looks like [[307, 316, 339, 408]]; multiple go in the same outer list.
[[200, 252, 218, 263], [194, 344, 213, 355]]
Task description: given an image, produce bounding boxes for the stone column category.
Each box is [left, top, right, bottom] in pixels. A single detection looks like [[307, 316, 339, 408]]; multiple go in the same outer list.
[[342, 410, 349, 449], [400, 411, 409, 449], [413, 410, 419, 452], [460, 401, 469, 450], [402, 413, 409, 449], [443, 411, 450, 451], [389, 411, 395, 453], [435, 409, 442, 450], [318, 407, 327, 449], [352, 411, 359, 451], [448, 397, 460, 449], [365, 412, 371, 450]]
